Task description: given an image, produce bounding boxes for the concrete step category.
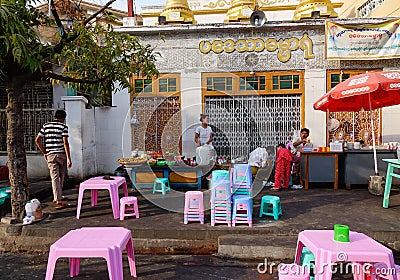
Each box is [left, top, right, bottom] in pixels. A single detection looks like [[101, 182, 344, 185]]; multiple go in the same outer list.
[[218, 234, 298, 261]]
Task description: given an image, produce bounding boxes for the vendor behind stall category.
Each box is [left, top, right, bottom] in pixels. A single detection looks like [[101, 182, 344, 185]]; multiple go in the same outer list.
[[195, 114, 213, 148], [290, 127, 311, 186]]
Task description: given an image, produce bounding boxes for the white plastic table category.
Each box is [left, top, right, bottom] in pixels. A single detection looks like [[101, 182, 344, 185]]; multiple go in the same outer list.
[[294, 230, 396, 280], [45, 227, 136, 279], [76, 176, 128, 219]]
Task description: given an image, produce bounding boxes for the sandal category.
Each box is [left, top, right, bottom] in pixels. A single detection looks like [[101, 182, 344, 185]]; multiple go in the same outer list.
[[55, 201, 68, 209], [53, 196, 68, 203], [270, 187, 281, 191]]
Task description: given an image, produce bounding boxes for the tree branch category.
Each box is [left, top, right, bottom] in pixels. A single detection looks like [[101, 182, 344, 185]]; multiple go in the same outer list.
[[43, 71, 109, 84], [50, 0, 67, 39], [53, 0, 117, 53]]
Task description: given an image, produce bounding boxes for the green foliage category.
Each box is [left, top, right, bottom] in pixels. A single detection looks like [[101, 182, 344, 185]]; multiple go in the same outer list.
[[0, 0, 159, 105], [0, 0, 51, 80], [54, 21, 159, 105]]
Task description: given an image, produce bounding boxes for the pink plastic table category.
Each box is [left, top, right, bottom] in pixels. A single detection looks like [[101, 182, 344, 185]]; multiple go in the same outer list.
[[76, 176, 128, 219], [45, 227, 136, 279], [295, 230, 396, 280]]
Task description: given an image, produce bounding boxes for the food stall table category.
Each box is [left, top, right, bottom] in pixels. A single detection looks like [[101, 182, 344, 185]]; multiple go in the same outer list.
[[300, 152, 341, 190], [130, 165, 202, 190], [343, 150, 397, 188]]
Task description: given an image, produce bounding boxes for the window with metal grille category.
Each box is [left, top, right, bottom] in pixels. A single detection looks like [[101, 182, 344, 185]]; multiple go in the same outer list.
[[130, 74, 182, 153], [0, 82, 55, 152], [205, 95, 301, 159]]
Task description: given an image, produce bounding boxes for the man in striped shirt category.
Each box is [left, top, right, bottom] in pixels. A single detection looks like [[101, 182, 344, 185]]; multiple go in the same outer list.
[[35, 109, 72, 209]]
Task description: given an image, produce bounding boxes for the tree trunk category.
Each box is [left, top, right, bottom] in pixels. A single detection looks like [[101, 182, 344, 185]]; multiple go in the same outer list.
[[6, 83, 29, 220]]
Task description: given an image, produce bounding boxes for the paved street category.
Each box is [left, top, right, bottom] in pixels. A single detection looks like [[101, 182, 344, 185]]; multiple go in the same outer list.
[[0, 253, 270, 279], [0, 252, 366, 280]]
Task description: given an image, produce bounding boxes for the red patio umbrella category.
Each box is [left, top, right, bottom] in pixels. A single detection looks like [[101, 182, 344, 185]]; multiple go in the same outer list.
[[313, 70, 400, 175]]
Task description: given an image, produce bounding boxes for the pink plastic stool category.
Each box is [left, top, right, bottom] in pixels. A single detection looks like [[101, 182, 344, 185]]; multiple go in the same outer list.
[[184, 191, 204, 224], [210, 175, 232, 227], [232, 195, 252, 227], [120, 196, 139, 220], [278, 263, 310, 280], [45, 227, 136, 279]]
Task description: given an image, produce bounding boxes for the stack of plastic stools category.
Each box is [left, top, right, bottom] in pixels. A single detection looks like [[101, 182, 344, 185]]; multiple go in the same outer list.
[[184, 191, 204, 224], [300, 247, 315, 280], [153, 178, 170, 195], [231, 164, 252, 196], [120, 196, 140, 220], [259, 195, 282, 220], [232, 195, 252, 227], [210, 170, 232, 227], [278, 264, 310, 280]]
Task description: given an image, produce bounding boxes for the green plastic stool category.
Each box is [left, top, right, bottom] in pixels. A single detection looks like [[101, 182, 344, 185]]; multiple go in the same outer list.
[[259, 195, 282, 220], [300, 247, 315, 280], [382, 159, 400, 208], [153, 178, 171, 195]]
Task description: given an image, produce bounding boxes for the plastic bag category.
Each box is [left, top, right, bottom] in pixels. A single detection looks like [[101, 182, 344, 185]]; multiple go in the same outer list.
[[248, 147, 268, 168]]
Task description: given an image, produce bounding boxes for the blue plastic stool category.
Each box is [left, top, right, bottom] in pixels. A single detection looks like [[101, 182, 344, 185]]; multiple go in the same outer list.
[[211, 170, 230, 184], [153, 178, 170, 195], [300, 247, 315, 280], [232, 195, 252, 227], [259, 195, 282, 220]]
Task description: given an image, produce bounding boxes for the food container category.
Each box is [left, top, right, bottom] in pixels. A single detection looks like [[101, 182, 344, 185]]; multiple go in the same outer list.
[[334, 224, 350, 242], [347, 142, 354, 150], [353, 142, 361, 150], [157, 159, 167, 166], [330, 142, 343, 152]]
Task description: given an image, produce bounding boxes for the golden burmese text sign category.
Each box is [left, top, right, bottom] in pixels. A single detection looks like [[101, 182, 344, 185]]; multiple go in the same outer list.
[[199, 33, 315, 63], [326, 19, 400, 60]]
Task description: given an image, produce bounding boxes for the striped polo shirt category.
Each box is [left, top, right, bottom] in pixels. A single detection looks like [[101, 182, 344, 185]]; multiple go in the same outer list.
[[38, 121, 69, 155]]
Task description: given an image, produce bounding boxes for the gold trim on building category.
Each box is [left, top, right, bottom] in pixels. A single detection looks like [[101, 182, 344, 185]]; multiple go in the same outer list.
[[224, 0, 256, 22], [159, 0, 197, 24], [141, 3, 343, 17], [293, 0, 338, 20]]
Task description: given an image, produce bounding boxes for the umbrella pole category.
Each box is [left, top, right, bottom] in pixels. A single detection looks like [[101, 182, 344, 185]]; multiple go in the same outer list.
[[369, 93, 378, 175]]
